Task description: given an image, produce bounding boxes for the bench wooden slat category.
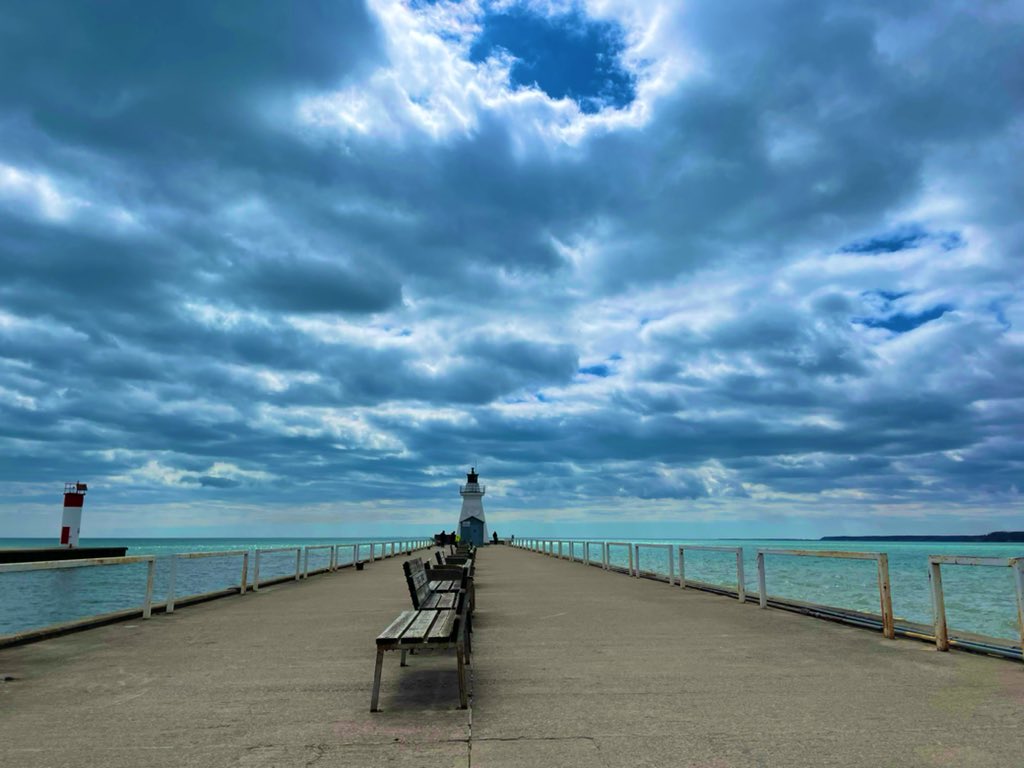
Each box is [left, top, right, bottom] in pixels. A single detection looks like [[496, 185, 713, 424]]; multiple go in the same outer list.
[[435, 592, 456, 610], [377, 611, 418, 644], [421, 593, 441, 609], [401, 610, 439, 641], [428, 609, 457, 641]]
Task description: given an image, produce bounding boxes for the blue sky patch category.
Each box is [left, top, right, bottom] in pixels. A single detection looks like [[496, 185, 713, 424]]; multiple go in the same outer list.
[[579, 363, 611, 377], [469, 4, 636, 114], [856, 304, 953, 333], [841, 224, 928, 254]]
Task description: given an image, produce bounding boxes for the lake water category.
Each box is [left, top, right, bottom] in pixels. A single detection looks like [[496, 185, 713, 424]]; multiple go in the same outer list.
[[1, 537, 1021, 643]]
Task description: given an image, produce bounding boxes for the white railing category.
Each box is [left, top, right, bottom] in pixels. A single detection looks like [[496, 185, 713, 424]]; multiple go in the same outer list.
[[677, 545, 745, 601], [0, 539, 434, 645], [510, 538, 1024, 658], [756, 548, 895, 639], [928, 555, 1024, 652], [0, 555, 158, 618], [167, 550, 249, 612], [634, 542, 675, 583]]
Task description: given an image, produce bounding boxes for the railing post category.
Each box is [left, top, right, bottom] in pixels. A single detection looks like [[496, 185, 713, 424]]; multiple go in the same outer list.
[[667, 545, 674, 586], [1014, 559, 1024, 661], [254, 550, 261, 592], [353, 544, 358, 567], [143, 558, 155, 619], [603, 542, 609, 570], [584, 541, 590, 566], [757, 552, 767, 609], [558, 541, 563, 559], [876, 554, 894, 639], [329, 545, 335, 571], [628, 544, 635, 577], [167, 557, 178, 613], [929, 559, 949, 651], [295, 549, 301, 580], [240, 552, 249, 594], [303, 547, 310, 578], [679, 547, 685, 589], [735, 549, 745, 602]]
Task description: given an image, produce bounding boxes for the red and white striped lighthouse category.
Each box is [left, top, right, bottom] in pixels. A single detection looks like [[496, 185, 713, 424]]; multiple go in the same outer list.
[[60, 482, 87, 548]]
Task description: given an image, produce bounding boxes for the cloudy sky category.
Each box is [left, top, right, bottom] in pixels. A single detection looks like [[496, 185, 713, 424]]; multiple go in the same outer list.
[[1, 0, 1022, 539]]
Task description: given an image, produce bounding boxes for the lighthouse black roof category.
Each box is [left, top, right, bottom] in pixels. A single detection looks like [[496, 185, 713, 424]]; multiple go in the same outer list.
[[466, 467, 479, 484]]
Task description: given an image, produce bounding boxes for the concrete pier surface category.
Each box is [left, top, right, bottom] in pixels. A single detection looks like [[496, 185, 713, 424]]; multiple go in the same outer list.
[[2, 546, 1023, 767]]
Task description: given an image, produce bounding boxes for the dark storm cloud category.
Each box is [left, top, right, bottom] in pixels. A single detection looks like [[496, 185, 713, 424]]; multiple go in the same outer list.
[[1, 0, 1022, 533]]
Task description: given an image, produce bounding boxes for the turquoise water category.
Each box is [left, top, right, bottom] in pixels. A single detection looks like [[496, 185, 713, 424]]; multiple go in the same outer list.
[[534, 538, 1023, 643], [0, 537, 416, 638], [1, 537, 1021, 643]]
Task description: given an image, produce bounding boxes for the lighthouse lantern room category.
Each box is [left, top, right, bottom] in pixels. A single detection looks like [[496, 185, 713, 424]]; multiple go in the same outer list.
[[458, 467, 487, 546], [60, 482, 87, 548]]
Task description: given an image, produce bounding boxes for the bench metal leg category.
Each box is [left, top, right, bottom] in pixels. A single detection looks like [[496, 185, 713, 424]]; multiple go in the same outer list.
[[370, 649, 385, 712], [400, 649, 408, 667], [456, 643, 468, 709]]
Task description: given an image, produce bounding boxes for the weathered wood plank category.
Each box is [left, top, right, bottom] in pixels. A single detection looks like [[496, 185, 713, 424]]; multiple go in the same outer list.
[[376, 611, 418, 644], [422, 593, 441, 609], [401, 610, 438, 641], [428, 609, 457, 641], [435, 592, 456, 610]]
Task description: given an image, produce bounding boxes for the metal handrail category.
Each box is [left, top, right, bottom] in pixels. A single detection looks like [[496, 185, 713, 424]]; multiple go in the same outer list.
[[0, 539, 434, 645], [0, 555, 158, 619], [755, 548, 894, 639], [678, 545, 745, 601], [928, 555, 1023, 652], [167, 549, 249, 613], [633, 542, 675, 582]]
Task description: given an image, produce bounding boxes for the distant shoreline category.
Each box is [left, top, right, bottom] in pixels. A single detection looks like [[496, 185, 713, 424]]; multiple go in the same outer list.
[[821, 531, 1024, 543]]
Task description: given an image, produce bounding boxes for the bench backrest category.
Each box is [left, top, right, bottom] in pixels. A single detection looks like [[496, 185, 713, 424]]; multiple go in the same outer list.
[[403, 558, 430, 608]]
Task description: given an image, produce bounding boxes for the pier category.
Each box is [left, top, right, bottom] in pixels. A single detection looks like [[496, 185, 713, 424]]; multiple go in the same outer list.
[[2, 545, 1023, 767]]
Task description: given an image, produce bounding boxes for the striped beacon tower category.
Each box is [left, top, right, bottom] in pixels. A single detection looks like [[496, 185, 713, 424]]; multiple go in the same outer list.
[[60, 482, 88, 548]]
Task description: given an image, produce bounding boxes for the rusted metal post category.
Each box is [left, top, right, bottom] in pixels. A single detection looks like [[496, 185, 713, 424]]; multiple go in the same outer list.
[[735, 550, 745, 602], [240, 552, 249, 594], [757, 552, 767, 609], [679, 547, 686, 589], [253, 550, 261, 592], [167, 557, 178, 613], [876, 554, 894, 639], [143, 559, 155, 619], [929, 559, 949, 651]]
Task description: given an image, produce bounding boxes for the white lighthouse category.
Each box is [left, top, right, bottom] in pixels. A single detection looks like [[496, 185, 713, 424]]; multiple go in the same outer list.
[[458, 467, 487, 546], [60, 482, 87, 548]]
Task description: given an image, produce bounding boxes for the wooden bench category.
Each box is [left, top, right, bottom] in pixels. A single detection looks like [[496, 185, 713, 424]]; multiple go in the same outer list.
[[403, 558, 465, 609], [370, 592, 470, 711]]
